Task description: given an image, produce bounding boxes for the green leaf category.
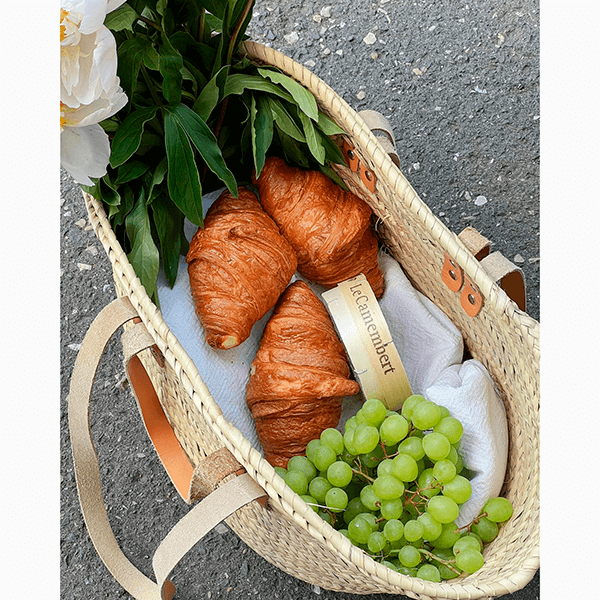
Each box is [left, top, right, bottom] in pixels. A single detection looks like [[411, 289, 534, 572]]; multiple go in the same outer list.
[[112, 186, 136, 226], [115, 160, 149, 185], [158, 40, 183, 104], [100, 176, 121, 206], [268, 97, 305, 142], [142, 44, 161, 71], [223, 73, 294, 103], [147, 157, 168, 201], [277, 129, 310, 168], [104, 4, 139, 32], [318, 129, 347, 165], [164, 110, 204, 226], [167, 103, 237, 196], [117, 37, 150, 100], [317, 112, 345, 136], [199, 0, 226, 19], [126, 192, 160, 303], [152, 196, 184, 288], [250, 94, 273, 177], [192, 66, 228, 121], [258, 68, 318, 121], [109, 106, 158, 168], [298, 110, 326, 164]]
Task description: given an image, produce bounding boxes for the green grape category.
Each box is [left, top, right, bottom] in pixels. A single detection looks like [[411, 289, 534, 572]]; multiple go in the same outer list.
[[381, 559, 398, 571], [483, 497, 514, 522], [327, 461, 353, 488], [417, 468, 441, 499], [417, 564, 441, 582], [318, 509, 335, 526], [344, 496, 368, 525], [343, 427, 358, 456], [417, 512, 443, 541], [360, 485, 381, 511], [367, 531, 387, 553], [455, 549, 484, 574], [452, 535, 481, 556], [430, 522, 461, 549], [422, 432, 451, 461], [398, 545, 421, 568], [373, 475, 405, 500], [377, 458, 395, 478], [438, 405, 451, 419], [353, 424, 380, 454], [355, 409, 366, 424], [309, 476, 332, 504], [411, 400, 442, 430], [454, 453, 464, 474], [305, 439, 322, 464], [392, 453, 419, 482], [427, 495, 459, 524], [325, 487, 348, 513], [446, 446, 459, 465], [300, 494, 319, 512], [361, 444, 385, 468], [383, 519, 404, 542], [380, 497, 404, 520], [471, 516, 499, 543], [432, 459, 456, 484], [396, 565, 419, 577], [283, 470, 308, 495], [428, 547, 458, 579], [433, 416, 464, 444], [320, 427, 345, 455], [403, 519, 424, 542], [273, 466, 287, 478], [287, 455, 317, 482], [345, 416, 358, 431], [360, 512, 378, 532], [398, 437, 425, 461], [313, 444, 337, 472], [442, 475, 472, 504], [362, 398, 388, 427], [379, 414, 409, 446], [401, 394, 427, 420], [461, 532, 483, 551]]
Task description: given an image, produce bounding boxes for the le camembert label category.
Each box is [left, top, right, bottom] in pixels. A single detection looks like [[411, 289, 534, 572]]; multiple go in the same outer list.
[[322, 274, 412, 410]]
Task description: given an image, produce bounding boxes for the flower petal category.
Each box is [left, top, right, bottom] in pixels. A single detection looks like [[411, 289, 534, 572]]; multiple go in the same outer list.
[[61, 124, 110, 185]]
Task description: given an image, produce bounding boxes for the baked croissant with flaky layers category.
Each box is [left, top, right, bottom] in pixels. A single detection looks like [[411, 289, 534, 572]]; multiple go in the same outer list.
[[246, 280, 360, 467], [253, 156, 385, 297], [186, 187, 297, 350]]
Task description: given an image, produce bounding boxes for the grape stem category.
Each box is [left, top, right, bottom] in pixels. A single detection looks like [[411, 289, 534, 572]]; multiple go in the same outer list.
[[417, 548, 462, 575], [351, 467, 374, 483]]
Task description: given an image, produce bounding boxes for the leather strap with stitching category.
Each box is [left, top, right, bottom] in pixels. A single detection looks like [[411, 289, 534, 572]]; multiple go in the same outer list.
[[67, 296, 266, 599]]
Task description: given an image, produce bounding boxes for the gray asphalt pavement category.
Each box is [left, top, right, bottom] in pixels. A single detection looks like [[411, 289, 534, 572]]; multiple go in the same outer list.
[[60, 1, 540, 598]]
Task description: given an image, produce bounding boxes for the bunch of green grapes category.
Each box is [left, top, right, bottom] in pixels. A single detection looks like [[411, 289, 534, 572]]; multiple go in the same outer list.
[[274, 396, 513, 581]]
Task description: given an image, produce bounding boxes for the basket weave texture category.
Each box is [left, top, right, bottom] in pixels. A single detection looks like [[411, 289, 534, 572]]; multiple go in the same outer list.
[[83, 42, 539, 600]]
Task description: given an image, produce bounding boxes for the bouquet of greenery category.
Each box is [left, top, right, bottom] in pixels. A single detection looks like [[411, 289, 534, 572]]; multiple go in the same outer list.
[[60, 0, 346, 303]]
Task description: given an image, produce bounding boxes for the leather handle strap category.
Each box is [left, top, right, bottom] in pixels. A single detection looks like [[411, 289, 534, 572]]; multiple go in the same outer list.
[[359, 109, 401, 168], [67, 297, 266, 599]]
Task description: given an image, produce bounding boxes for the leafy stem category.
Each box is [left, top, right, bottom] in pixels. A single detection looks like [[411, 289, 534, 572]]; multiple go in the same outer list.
[[226, 0, 255, 66], [141, 64, 163, 108], [137, 14, 162, 32]]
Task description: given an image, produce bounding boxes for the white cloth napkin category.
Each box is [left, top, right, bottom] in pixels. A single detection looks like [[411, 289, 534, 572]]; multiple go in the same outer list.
[[156, 188, 508, 527]]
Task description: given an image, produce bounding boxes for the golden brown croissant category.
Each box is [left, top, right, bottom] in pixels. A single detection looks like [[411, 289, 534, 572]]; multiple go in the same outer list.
[[186, 187, 298, 349], [246, 280, 360, 467], [253, 156, 385, 297]]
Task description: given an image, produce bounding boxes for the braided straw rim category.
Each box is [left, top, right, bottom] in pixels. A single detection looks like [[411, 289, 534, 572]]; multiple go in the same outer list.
[[82, 41, 539, 599]]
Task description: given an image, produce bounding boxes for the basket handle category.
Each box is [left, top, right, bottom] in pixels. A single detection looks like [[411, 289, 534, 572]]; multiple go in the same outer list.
[[67, 296, 266, 599]]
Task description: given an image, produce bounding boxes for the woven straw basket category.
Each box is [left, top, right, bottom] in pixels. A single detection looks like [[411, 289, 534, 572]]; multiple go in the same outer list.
[[69, 42, 540, 600]]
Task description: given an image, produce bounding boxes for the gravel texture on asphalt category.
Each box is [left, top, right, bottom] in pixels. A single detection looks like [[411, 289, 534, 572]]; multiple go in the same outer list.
[[60, 1, 540, 598]]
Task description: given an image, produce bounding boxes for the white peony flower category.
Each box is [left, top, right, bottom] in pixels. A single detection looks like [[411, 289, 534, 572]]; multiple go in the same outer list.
[[60, 0, 129, 185]]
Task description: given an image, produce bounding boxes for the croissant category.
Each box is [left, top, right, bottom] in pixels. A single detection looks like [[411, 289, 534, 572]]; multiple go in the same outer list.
[[186, 187, 298, 350], [246, 280, 360, 467], [253, 156, 385, 297]]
